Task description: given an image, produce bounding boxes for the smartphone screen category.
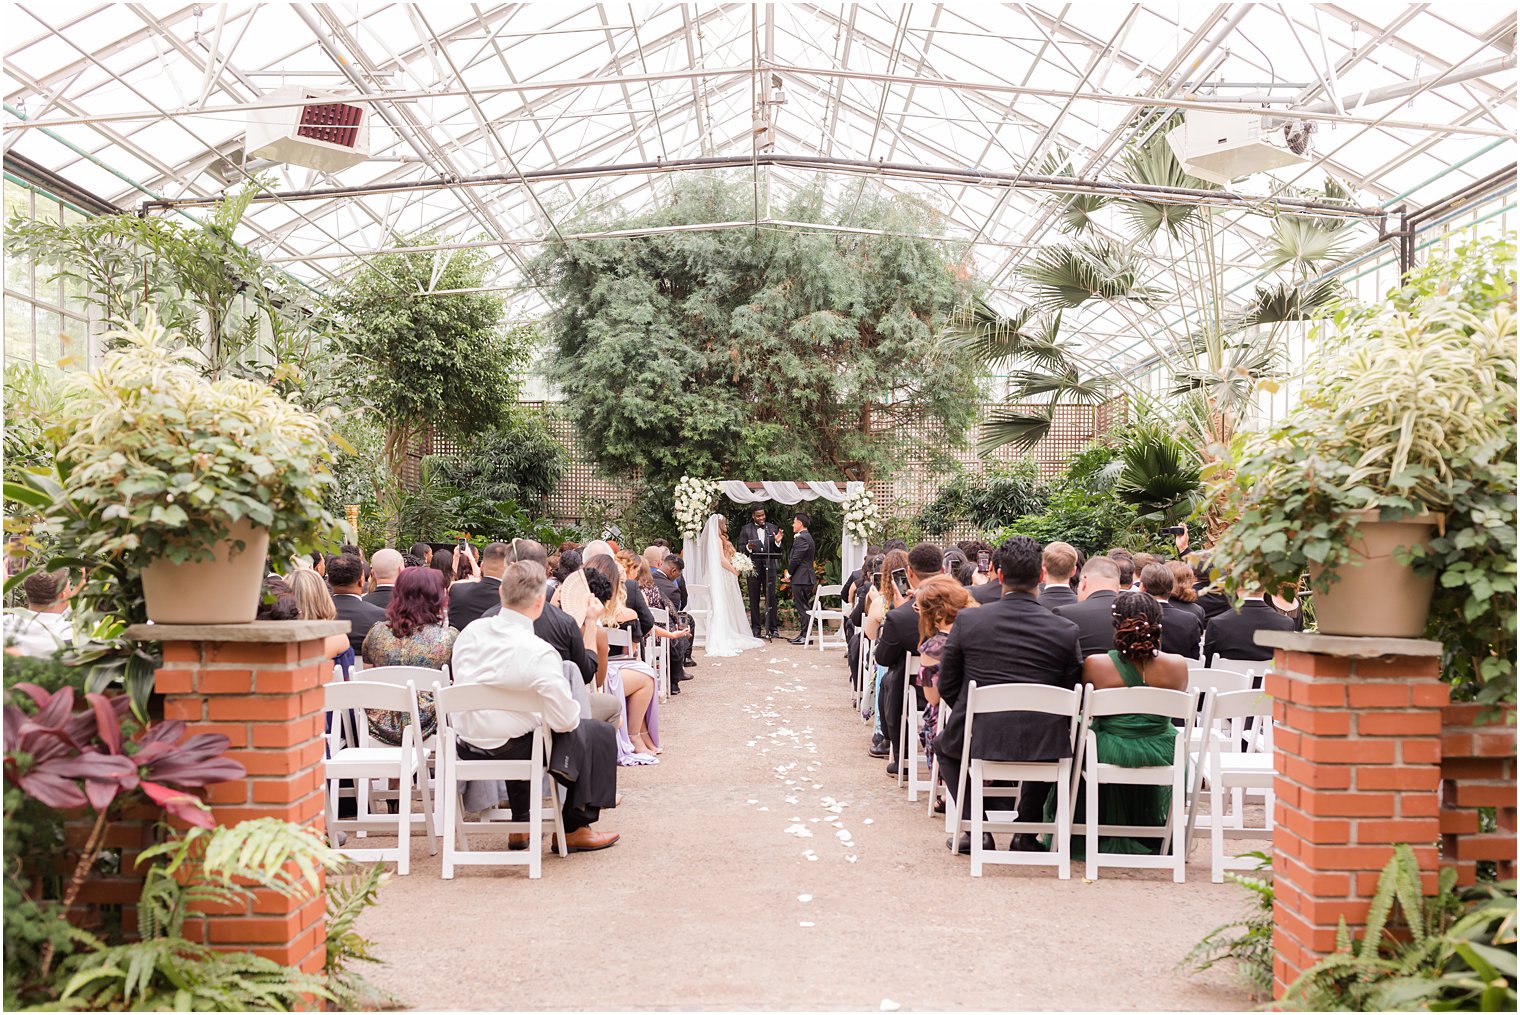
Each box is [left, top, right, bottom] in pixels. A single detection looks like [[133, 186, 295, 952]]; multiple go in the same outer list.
[[890, 567, 910, 597], [976, 551, 990, 573]]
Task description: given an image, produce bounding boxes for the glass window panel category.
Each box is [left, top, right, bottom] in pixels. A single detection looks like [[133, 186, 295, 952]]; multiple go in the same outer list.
[[62, 273, 90, 319], [4, 245, 33, 298], [35, 309, 62, 369], [57, 314, 86, 370], [4, 298, 34, 363], [3, 181, 30, 220], [35, 197, 59, 225]]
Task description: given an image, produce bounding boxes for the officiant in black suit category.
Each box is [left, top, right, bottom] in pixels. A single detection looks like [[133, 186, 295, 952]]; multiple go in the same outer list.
[[738, 507, 783, 638], [786, 513, 817, 645]]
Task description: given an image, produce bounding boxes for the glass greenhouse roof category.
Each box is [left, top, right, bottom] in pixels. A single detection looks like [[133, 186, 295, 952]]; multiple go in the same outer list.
[[4, 3, 1515, 368]]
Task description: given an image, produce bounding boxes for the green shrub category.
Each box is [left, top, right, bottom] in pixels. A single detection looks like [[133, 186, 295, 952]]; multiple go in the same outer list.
[[916, 460, 1049, 536], [1181, 851, 1274, 1000]]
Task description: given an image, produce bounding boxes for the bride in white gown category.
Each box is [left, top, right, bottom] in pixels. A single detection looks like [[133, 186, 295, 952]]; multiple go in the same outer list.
[[700, 513, 764, 657]]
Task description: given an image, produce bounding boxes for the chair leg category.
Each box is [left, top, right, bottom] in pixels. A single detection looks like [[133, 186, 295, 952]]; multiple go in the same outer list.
[[441, 756, 458, 880], [1211, 777, 1225, 884], [970, 764, 984, 878], [417, 756, 438, 857], [1085, 752, 1099, 880], [1057, 764, 1071, 881], [396, 764, 412, 876], [528, 768, 543, 880]]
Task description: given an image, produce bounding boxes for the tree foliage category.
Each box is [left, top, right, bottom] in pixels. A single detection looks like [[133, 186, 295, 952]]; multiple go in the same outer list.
[[535, 175, 980, 490]]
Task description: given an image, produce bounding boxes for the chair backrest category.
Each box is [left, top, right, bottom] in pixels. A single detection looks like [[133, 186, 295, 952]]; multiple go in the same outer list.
[[1084, 684, 1196, 723], [967, 681, 1083, 719], [1209, 687, 1274, 723], [686, 583, 710, 611], [434, 681, 547, 720], [1211, 656, 1265, 678], [649, 607, 670, 625], [905, 654, 921, 679], [812, 584, 843, 607], [351, 665, 448, 689], [604, 626, 634, 657], [325, 678, 416, 712], [1187, 667, 1255, 696]]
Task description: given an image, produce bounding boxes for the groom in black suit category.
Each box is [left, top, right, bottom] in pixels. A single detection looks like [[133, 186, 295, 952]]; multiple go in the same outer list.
[[786, 513, 818, 645], [738, 507, 783, 638]]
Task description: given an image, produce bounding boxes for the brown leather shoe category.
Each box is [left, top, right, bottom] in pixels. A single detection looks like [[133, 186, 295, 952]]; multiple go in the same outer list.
[[553, 827, 620, 853], [507, 833, 529, 851]]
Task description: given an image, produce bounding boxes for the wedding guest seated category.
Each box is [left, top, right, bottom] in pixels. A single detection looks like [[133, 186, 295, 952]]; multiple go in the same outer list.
[[329, 554, 387, 660], [632, 554, 691, 693], [1131, 552, 1162, 586], [1189, 552, 1233, 622], [863, 548, 910, 760], [1141, 563, 1202, 660], [1058, 591, 1187, 856], [874, 542, 945, 776], [361, 568, 456, 746], [1052, 556, 1123, 659], [969, 545, 1004, 604], [449, 542, 508, 631], [365, 548, 403, 608], [2, 569, 78, 658], [1105, 548, 1136, 589], [1203, 582, 1295, 666], [550, 549, 581, 597], [1167, 561, 1209, 630], [408, 541, 433, 566], [257, 576, 300, 621], [449, 560, 620, 854], [934, 535, 1082, 853], [1039, 541, 1080, 609], [560, 561, 662, 762], [431, 547, 456, 594], [662, 554, 694, 667], [1268, 581, 1306, 631], [913, 575, 975, 791], [453, 544, 480, 587], [400, 552, 425, 569], [288, 568, 353, 674]]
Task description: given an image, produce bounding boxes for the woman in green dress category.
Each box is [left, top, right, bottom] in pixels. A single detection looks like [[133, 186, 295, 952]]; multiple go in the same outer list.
[[1055, 590, 1189, 855]]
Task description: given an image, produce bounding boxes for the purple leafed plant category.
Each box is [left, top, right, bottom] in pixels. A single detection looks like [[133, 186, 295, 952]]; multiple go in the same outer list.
[[3, 683, 248, 977]]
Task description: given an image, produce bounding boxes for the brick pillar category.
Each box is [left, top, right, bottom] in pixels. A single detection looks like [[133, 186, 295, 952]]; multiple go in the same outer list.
[[1440, 702, 1518, 886], [126, 620, 347, 976], [1257, 631, 1448, 1000]]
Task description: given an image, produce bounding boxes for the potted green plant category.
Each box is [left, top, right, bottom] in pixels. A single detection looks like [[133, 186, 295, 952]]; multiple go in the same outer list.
[[47, 314, 338, 624], [1210, 252, 1515, 639]]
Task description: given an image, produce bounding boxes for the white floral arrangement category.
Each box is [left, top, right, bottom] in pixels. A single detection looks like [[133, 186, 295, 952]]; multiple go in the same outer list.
[[674, 475, 718, 539], [841, 488, 882, 543], [731, 551, 755, 576]]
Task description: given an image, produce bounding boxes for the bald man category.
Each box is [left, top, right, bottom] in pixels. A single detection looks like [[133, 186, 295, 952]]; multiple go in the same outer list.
[[365, 548, 403, 608]]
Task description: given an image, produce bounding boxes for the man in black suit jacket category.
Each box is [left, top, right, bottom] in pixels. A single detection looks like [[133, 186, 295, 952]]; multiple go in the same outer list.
[[738, 508, 784, 637], [1138, 562, 1203, 659], [328, 555, 386, 660], [936, 536, 1082, 851], [649, 557, 692, 691], [481, 540, 597, 685], [1204, 591, 1295, 665], [1051, 556, 1123, 659], [364, 548, 402, 608], [786, 513, 818, 645], [873, 542, 944, 772], [1038, 541, 1079, 610], [448, 541, 509, 631]]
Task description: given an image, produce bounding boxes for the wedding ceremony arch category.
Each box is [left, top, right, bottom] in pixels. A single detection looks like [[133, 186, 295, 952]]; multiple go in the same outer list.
[[679, 481, 871, 622]]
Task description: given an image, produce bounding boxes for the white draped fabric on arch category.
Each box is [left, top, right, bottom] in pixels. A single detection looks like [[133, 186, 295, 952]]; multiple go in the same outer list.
[[681, 481, 865, 625]]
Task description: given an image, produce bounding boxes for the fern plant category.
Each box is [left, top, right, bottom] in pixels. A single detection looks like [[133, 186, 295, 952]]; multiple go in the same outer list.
[[1281, 844, 1518, 1012], [325, 864, 397, 1009], [56, 820, 339, 1012], [1181, 851, 1274, 1000]]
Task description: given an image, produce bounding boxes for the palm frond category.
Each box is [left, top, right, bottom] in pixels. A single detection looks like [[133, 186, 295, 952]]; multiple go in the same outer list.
[[978, 409, 1053, 455], [1007, 366, 1116, 404], [1021, 239, 1164, 310], [1113, 424, 1203, 520], [1241, 279, 1345, 326], [1116, 137, 1220, 240], [1035, 150, 1109, 234], [1263, 217, 1356, 271]]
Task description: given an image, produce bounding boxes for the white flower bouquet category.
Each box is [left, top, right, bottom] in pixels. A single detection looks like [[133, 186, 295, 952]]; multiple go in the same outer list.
[[840, 489, 882, 543], [673, 475, 717, 539], [731, 551, 755, 576]]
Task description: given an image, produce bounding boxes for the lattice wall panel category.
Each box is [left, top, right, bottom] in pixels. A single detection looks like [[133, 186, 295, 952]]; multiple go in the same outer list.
[[409, 397, 1126, 531]]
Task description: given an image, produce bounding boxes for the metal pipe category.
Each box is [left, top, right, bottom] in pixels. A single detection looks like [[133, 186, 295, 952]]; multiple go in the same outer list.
[[138, 151, 1389, 219], [1195, 53, 1518, 109]]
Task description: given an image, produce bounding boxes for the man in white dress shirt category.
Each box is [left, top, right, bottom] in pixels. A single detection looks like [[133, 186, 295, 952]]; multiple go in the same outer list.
[[3, 569, 78, 658], [449, 560, 620, 853]]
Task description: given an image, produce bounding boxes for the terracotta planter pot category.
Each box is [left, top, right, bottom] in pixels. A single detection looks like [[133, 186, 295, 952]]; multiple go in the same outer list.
[[1310, 510, 1441, 638], [140, 521, 270, 625]]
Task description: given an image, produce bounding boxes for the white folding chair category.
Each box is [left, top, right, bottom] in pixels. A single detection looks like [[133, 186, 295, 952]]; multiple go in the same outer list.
[[898, 656, 933, 802], [346, 666, 448, 823], [1209, 657, 1266, 681], [804, 585, 847, 650], [852, 634, 873, 711], [1075, 684, 1197, 883], [948, 681, 1084, 879], [648, 606, 672, 701], [323, 679, 437, 875], [685, 583, 710, 649], [605, 626, 635, 660], [1199, 688, 1275, 881], [433, 683, 568, 880]]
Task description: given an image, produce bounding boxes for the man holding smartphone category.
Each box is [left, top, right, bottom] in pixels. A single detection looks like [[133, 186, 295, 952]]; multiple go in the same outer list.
[[871, 543, 945, 775]]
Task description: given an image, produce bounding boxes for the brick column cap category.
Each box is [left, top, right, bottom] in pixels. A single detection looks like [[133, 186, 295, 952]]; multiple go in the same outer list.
[[1257, 631, 1442, 658], [123, 620, 350, 643]]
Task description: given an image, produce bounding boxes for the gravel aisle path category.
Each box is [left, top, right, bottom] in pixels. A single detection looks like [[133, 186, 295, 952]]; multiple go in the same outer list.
[[355, 641, 1254, 1011]]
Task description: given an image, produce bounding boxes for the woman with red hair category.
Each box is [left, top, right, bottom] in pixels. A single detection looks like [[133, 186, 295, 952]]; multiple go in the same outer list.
[[360, 566, 457, 745]]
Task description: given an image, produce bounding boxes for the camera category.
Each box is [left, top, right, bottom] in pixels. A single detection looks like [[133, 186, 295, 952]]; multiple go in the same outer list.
[[1160, 526, 1186, 536], [890, 567, 910, 597]]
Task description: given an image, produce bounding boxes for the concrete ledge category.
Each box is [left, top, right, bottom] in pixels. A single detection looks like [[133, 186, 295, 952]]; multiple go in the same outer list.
[[1256, 630, 1443, 658], [124, 620, 350, 643]]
